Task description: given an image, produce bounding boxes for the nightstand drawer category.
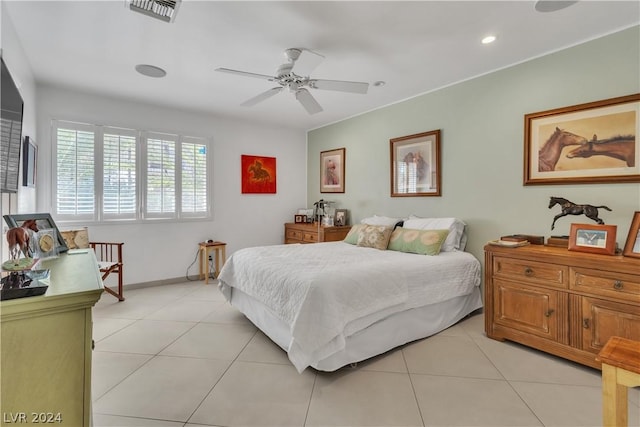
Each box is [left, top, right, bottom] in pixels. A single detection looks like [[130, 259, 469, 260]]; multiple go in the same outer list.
[[493, 256, 567, 288], [570, 267, 640, 300]]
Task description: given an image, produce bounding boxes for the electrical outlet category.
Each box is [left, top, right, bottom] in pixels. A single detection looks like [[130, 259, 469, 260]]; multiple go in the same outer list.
[[208, 255, 213, 261]]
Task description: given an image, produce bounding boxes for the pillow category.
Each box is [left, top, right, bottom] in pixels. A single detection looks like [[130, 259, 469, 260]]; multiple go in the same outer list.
[[343, 224, 368, 245], [402, 216, 467, 252], [388, 228, 449, 255], [356, 225, 393, 250], [360, 215, 403, 227]]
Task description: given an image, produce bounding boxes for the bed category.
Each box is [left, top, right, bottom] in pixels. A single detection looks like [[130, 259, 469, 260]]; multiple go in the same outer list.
[[218, 217, 482, 373]]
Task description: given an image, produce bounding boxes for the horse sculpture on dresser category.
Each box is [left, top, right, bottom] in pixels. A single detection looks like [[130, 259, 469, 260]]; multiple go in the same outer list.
[[548, 196, 612, 230], [6, 219, 39, 260]]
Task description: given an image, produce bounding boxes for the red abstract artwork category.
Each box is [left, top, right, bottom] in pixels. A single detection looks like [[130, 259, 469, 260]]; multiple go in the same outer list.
[[241, 155, 276, 194]]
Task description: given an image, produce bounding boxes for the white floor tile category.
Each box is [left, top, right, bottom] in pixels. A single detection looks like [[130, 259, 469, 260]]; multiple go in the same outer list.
[[92, 351, 153, 400], [96, 319, 195, 355], [93, 355, 230, 422], [159, 322, 256, 360]]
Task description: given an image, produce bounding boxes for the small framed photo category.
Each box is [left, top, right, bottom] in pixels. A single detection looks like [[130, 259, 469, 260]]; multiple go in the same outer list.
[[568, 223, 617, 255], [320, 148, 345, 193], [334, 209, 348, 226], [623, 211, 640, 259], [294, 214, 305, 224], [390, 129, 441, 197]]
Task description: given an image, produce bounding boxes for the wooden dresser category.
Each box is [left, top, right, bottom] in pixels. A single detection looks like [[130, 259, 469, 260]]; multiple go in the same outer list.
[[1, 251, 103, 426], [484, 244, 640, 369], [284, 222, 352, 244]]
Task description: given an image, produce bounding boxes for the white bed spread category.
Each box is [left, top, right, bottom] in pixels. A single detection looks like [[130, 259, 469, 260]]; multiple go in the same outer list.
[[218, 241, 480, 372]]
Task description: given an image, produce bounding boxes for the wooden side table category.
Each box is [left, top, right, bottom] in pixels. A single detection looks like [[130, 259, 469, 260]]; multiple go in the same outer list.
[[596, 336, 640, 427], [198, 241, 226, 284]]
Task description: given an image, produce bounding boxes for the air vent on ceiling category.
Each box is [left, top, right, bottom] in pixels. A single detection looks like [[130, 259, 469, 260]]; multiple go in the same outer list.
[[128, 0, 181, 23]]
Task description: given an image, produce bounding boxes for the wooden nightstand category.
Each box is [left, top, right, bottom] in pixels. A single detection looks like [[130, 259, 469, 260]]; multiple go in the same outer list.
[[284, 222, 351, 244]]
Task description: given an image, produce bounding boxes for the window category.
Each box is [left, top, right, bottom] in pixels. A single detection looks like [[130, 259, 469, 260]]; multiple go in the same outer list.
[[53, 120, 210, 222]]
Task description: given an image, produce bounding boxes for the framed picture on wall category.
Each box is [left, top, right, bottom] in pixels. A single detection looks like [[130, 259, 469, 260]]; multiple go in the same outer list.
[[320, 148, 345, 193], [390, 129, 441, 197], [524, 93, 640, 185], [623, 211, 640, 258], [22, 136, 37, 187], [568, 223, 617, 256]]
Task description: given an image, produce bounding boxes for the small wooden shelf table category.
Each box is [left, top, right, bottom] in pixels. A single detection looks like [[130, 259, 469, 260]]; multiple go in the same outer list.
[[198, 241, 226, 284], [597, 336, 640, 427]]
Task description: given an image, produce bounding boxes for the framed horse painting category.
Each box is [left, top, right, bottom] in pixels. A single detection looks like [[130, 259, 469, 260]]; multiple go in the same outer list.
[[524, 93, 640, 185], [390, 130, 441, 197], [241, 155, 276, 194]]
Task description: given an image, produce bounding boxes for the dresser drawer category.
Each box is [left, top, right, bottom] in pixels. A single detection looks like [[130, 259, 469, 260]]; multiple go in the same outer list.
[[302, 232, 317, 243], [493, 256, 567, 289], [286, 228, 303, 241], [570, 267, 640, 301]]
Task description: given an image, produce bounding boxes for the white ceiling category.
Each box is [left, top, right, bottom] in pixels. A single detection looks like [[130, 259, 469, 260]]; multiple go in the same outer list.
[[4, 1, 639, 131]]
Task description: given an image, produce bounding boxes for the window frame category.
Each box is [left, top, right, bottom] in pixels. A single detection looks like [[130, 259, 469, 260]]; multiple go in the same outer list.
[[52, 119, 212, 224]]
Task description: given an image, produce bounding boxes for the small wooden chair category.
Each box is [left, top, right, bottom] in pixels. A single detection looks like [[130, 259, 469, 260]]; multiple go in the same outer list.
[[596, 336, 640, 427], [90, 241, 125, 301]]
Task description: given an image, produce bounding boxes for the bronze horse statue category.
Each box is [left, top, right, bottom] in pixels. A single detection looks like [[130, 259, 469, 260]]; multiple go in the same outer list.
[[548, 196, 612, 230]]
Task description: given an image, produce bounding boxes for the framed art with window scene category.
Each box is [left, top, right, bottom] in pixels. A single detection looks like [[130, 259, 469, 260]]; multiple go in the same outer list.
[[320, 148, 345, 193], [568, 223, 617, 256], [524, 94, 640, 185], [391, 130, 441, 197], [3, 213, 69, 253], [623, 211, 640, 258]]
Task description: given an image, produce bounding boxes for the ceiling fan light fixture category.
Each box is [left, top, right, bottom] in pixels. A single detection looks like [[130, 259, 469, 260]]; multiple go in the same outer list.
[[135, 64, 167, 78], [534, 1, 578, 13]]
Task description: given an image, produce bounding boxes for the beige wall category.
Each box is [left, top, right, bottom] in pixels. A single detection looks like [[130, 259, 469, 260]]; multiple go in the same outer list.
[[308, 26, 640, 263]]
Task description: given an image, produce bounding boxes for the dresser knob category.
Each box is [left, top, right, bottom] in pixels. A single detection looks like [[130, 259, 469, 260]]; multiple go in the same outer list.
[[613, 280, 623, 290], [582, 319, 590, 329], [524, 267, 533, 276], [544, 309, 555, 317]]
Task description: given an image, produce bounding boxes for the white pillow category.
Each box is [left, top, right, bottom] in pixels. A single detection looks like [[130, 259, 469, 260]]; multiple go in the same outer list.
[[360, 215, 402, 227], [402, 216, 467, 252]]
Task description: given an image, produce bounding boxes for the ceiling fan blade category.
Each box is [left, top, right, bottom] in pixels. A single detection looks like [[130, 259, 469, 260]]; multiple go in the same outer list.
[[295, 88, 323, 114], [309, 79, 369, 94], [241, 87, 283, 107], [291, 48, 324, 77], [215, 68, 276, 81]]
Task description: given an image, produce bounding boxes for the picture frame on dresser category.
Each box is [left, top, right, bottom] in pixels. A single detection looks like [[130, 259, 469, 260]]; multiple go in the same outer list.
[[334, 209, 348, 226], [623, 211, 640, 258], [568, 223, 617, 255]]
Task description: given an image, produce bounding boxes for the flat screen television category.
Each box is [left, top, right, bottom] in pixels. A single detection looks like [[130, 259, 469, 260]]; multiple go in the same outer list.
[[1, 57, 24, 193]]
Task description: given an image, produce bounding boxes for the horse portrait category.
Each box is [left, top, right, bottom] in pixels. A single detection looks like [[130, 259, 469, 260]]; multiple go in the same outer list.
[[538, 127, 588, 172], [548, 196, 612, 230], [241, 155, 276, 194], [566, 135, 635, 167], [6, 219, 39, 260]]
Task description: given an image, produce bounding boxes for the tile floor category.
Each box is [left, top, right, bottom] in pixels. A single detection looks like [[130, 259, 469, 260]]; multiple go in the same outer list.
[[91, 281, 640, 427]]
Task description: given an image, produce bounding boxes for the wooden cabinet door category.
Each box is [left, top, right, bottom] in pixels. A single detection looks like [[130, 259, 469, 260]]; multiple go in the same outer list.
[[493, 279, 560, 340], [581, 296, 640, 354]]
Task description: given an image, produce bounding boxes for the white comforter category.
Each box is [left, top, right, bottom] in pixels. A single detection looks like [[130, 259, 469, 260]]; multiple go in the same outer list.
[[218, 241, 480, 372]]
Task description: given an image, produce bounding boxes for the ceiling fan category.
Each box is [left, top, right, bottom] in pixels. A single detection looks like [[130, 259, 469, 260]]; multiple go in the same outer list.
[[216, 48, 369, 115]]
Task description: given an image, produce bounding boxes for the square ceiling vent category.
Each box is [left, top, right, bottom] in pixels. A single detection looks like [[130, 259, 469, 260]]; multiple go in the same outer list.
[[128, 0, 181, 23]]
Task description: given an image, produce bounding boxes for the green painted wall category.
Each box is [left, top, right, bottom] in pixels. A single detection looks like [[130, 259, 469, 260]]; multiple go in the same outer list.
[[308, 26, 640, 262]]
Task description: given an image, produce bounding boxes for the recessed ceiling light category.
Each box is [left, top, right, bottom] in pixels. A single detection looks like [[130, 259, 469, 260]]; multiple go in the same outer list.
[[481, 35, 497, 45], [135, 64, 167, 78], [534, 1, 578, 13], [373, 81, 386, 87]]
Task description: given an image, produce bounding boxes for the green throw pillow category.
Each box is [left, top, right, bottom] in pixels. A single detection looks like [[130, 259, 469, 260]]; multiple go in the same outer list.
[[343, 224, 367, 245], [388, 228, 450, 255]]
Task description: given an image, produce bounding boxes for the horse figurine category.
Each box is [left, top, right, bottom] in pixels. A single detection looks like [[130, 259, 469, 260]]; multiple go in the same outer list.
[[6, 219, 38, 260], [548, 196, 612, 230]]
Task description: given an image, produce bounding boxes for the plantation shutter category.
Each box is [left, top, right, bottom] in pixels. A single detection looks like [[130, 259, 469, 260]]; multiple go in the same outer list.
[[181, 137, 208, 215], [55, 121, 96, 219], [145, 132, 176, 217], [103, 127, 137, 219]]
